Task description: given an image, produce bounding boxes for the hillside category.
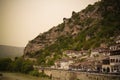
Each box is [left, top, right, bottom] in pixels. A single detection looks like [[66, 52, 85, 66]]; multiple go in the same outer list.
[[0, 45, 24, 58], [24, 0, 120, 66]]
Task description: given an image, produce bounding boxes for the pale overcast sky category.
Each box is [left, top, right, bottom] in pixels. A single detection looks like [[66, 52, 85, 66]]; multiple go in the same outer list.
[[0, 0, 99, 47]]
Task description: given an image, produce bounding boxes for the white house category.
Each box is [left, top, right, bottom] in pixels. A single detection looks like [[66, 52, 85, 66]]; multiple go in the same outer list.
[[63, 50, 84, 58], [55, 59, 73, 70], [90, 49, 99, 57]]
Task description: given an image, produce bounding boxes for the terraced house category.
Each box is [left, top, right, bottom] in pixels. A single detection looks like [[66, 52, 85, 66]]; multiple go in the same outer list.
[[109, 37, 120, 73]]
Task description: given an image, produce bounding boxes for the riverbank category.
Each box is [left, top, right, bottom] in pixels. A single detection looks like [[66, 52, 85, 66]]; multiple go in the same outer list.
[[1, 72, 50, 80]]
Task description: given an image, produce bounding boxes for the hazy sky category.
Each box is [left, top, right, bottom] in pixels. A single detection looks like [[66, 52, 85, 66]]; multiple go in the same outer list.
[[0, 0, 98, 47]]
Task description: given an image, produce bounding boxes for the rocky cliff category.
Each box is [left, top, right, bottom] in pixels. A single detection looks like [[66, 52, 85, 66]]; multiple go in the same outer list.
[[24, 0, 120, 59]]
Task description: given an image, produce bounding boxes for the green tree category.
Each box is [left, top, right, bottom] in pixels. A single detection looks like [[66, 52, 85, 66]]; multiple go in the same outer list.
[[0, 58, 12, 71]]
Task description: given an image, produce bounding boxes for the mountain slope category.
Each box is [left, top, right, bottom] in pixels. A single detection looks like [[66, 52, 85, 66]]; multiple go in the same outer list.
[[24, 0, 120, 65], [24, 1, 101, 55], [0, 45, 24, 58]]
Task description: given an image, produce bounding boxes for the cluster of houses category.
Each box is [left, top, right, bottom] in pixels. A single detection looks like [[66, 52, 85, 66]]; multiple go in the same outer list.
[[53, 36, 120, 74], [102, 37, 120, 73]]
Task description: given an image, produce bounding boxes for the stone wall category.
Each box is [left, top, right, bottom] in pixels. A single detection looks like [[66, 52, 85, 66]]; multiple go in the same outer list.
[[39, 69, 120, 80]]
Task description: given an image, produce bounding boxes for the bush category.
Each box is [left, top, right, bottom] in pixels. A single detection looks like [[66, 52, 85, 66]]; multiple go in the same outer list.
[[29, 70, 40, 77], [21, 60, 33, 73]]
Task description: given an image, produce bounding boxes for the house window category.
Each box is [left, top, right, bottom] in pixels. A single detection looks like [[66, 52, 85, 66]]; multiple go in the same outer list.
[[113, 59, 115, 63], [116, 59, 118, 63], [111, 59, 113, 63]]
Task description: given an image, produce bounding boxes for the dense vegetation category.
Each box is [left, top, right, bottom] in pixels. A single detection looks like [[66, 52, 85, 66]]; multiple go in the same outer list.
[[0, 57, 33, 73], [0, 57, 49, 78]]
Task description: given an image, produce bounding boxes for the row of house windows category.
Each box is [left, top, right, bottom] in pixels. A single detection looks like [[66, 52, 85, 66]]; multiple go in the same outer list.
[[110, 59, 120, 63], [110, 45, 120, 51], [111, 65, 120, 72], [102, 59, 110, 64], [110, 50, 120, 56]]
